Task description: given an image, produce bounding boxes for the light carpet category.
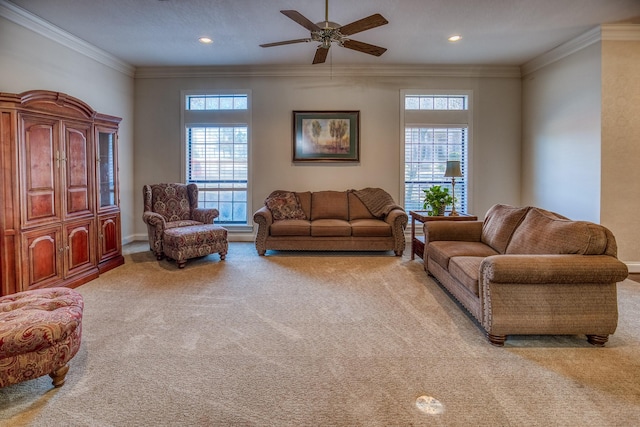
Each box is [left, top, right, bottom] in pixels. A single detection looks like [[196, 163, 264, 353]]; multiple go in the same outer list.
[[1, 242, 639, 426]]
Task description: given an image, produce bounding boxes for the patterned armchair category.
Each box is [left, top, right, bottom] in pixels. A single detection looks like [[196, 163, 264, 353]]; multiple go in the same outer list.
[[142, 183, 219, 260]]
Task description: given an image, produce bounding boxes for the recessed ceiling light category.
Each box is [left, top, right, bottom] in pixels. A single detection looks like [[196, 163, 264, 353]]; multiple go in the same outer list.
[[199, 37, 213, 44], [448, 35, 462, 42]]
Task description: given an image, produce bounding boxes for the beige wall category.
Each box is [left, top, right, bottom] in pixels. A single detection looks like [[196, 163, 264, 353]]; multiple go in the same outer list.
[[522, 28, 640, 268], [601, 39, 640, 266], [521, 42, 602, 221], [0, 15, 136, 242], [133, 70, 522, 240]]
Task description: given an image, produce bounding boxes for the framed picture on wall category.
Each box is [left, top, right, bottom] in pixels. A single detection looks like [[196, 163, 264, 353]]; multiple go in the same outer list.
[[292, 111, 360, 162]]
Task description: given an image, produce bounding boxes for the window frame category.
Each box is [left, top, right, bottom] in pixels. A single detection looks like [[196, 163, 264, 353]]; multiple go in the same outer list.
[[180, 89, 253, 231], [400, 89, 473, 217]]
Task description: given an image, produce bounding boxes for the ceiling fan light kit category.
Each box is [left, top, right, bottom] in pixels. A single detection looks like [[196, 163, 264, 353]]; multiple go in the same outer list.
[[260, 0, 388, 64]]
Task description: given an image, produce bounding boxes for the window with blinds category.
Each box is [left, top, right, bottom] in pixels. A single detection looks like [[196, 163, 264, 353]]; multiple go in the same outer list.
[[404, 127, 468, 212], [183, 92, 250, 226], [401, 91, 470, 214]]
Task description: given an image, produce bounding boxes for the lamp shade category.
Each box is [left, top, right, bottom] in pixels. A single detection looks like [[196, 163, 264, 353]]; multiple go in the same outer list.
[[444, 160, 462, 178]]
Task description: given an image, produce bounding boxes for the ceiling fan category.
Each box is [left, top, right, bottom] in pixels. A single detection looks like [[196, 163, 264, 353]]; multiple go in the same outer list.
[[259, 0, 389, 64]]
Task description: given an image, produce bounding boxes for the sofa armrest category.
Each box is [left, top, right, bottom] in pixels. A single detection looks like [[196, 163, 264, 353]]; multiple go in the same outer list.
[[480, 254, 629, 284], [385, 208, 408, 230], [424, 221, 483, 243], [253, 206, 273, 255], [385, 208, 408, 256], [193, 208, 219, 224]]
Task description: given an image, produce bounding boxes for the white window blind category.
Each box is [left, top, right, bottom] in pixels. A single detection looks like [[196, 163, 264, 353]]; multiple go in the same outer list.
[[404, 126, 468, 212]]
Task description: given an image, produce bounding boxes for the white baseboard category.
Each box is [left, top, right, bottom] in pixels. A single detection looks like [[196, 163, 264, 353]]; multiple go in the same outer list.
[[625, 262, 640, 274]]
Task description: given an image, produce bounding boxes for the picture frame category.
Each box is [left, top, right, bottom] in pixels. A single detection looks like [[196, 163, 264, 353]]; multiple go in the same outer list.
[[292, 111, 360, 162]]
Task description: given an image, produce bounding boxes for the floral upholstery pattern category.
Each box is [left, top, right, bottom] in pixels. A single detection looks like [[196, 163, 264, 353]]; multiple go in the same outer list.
[[142, 183, 220, 259], [0, 288, 84, 388], [163, 225, 228, 268], [265, 191, 307, 220]]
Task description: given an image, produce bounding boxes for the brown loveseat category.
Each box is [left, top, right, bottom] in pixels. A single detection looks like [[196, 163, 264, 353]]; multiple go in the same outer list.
[[423, 204, 628, 346], [253, 188, 407, 256]]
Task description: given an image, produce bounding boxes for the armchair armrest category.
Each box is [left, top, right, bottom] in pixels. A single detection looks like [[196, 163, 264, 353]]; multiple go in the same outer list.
[[193, 208, 219, 224], [480, 254, 629, 284], [142, 211, 166, 230], [424, 221, 483, 243]]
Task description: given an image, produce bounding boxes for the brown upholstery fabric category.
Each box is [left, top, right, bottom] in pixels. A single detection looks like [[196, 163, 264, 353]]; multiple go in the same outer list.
[[311, 219, 352, 237], [296, 191, 312, 220], [350, 219, 392, 237], [428, 241, 499, 270], [270, 220, 311, 236], [506, 208, 609, 255], [481, 204, 530, 253], [449, 257, 484, 296], [311, 191, 349, 220], [348, 192, 375, 220]]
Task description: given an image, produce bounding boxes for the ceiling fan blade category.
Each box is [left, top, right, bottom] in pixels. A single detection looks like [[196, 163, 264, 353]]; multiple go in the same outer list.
[[338, 13, 388, 36], [260, 38, 312, 48], [312, 47, 329, 64], [281, 10, 321, 32], [341, 39, 387, 57]]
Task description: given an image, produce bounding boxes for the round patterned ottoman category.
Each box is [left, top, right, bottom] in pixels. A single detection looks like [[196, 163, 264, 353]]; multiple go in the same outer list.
[[0, 287, 84, 388], [163, 224, 228, 268]]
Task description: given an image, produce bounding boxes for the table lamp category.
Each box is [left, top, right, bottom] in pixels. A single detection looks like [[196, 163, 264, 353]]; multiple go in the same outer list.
[[444, 160, 462, 216]]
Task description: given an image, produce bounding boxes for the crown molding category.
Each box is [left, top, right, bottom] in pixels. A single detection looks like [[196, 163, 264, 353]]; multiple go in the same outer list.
[[522, 24, 640, 76], [0, 0, 135, 77], [135, 64, 521, 79], [521, 26, 602, 76], [601, 24, 640, 41]]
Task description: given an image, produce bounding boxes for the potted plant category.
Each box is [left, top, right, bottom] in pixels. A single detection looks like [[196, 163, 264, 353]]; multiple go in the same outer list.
[[423, 185, 454, 216]]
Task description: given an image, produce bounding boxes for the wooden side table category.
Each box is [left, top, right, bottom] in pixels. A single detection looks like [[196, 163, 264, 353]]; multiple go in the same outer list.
[[410, 211, 478, 260]]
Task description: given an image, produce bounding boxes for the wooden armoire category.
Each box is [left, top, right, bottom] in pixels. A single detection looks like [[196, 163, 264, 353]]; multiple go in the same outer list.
[[0, 90, 124, 296]]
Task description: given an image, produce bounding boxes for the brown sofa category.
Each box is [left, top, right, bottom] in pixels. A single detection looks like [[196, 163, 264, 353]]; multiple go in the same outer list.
[[253, 189, 407, 256], [423, 204, 629, 346]]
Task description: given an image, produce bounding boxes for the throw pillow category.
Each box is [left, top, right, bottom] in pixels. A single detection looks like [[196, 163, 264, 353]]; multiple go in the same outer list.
[[265, 191, 307, 221]]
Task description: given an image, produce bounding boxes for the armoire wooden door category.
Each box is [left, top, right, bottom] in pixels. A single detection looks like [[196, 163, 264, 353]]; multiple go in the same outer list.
[[20, 115, 61, 228]]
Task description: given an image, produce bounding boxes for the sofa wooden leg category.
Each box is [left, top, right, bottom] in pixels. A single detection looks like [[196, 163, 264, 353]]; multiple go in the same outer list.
[[487, 333, 506, 346], [586, 334, 608, 346], [219, 252, 226, 260], [50, 364, 69, 388], [394, 250, 403, 256], [177, 260, 187, 269]]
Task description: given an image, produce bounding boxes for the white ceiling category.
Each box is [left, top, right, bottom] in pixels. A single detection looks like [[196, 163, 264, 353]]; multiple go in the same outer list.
[[7, 0, 640, 68]]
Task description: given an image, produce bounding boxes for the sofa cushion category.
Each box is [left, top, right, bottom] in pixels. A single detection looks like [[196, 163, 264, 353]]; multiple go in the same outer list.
[[265, 191, 307, 220], [506, 208, 609, 255], [428, 241, 499, 270], [481, 204, 530, 254], [311, 191, 349, 221], [311, 219, 352, 237], [296, 191, 312, 220], [269, 220, 311, 236], [449, 257, 484, 296], [350, 219, 392, 237], [348, 192, 375, 220]]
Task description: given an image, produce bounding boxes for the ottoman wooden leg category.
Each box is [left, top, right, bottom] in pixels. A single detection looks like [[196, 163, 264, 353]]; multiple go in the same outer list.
[[177, 260, 187, 269], [50, 364, 70, 387]]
